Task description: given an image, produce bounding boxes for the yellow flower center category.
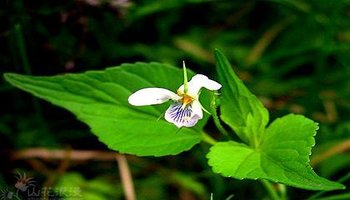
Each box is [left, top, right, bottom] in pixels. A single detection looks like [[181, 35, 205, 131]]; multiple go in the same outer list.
[[181, 94, 194, 106], [177, 90, 194, 106]]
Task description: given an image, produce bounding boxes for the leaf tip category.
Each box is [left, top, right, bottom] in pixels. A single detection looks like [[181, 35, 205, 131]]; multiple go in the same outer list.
[[213, 48, 223, 57], [3, 73, 19, 86], [3, 72, 13, 81]]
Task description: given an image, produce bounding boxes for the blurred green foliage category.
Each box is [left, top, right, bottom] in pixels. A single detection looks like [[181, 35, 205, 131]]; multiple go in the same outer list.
[[1, 0, 350, 199]]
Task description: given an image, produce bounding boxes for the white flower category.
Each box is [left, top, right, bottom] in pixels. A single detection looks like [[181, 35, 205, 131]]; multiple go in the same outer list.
[[128, 70, 221, 128]]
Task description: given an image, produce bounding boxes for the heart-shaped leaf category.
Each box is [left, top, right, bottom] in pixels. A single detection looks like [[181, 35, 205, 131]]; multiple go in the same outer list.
[[5, 62, 210, 156], [210, 50, 344, 190], [207, 114, 344, 190]]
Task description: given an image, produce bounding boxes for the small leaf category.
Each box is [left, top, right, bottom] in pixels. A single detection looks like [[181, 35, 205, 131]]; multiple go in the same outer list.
[[214, 49, 269, 146], [207, 114, 345, 190], [4, 62, 210, 156]]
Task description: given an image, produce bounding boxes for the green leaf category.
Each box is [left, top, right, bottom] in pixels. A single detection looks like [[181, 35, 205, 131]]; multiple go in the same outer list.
[[207, 114, 345, 190], [214, 49, 269, 146], [4, 62, 210, 156]]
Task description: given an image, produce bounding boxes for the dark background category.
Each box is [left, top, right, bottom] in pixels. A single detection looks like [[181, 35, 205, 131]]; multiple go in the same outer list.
[[1, 0, 350, 199]]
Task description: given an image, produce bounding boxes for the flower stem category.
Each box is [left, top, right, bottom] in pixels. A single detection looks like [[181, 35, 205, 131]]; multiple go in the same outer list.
[[260, 179, 281, 200], [201, 132, 217, 145]]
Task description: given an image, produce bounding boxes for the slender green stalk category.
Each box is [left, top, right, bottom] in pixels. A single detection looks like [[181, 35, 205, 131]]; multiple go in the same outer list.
[[307, 173, 350, 200], [210, 94, 229, 136], [277, 183, 287, 200], [315, 193, 350, 200], [261, 179, 281, 200], [14, 24, 31, 74], [182, 61, 188, 94], [201, 132, 217, 145], [14, 23, 46, 125]]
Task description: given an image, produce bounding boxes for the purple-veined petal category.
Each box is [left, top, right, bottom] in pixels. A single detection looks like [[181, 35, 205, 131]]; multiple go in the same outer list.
[[128, 88, 179, 106], [164, 101, 203, 128]]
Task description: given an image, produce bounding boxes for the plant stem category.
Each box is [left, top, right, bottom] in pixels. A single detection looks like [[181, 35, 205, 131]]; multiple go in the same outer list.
[[210, 94, 229, 136], [14, 24, 31, 74], [307, 172, 350, 200], [201, 132, 217, 145], [116, 154, 136, 200], [14, 23, 46, 126], [314, 193, 350, 200], [261, 179, 281, 200], [278, 183, 288, 200]]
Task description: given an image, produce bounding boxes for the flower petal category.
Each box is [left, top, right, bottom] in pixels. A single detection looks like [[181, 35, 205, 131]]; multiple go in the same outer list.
[[178, 74, 221, 97], [165, 101, 203, 128], [128, 88, 179, 106], [191, 100, 203, 119]]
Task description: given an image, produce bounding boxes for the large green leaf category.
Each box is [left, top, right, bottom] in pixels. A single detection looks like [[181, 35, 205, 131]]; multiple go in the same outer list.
[[214, 49, 269, 146], [4, 62, 210, 156], [207, 114, 344, 190]]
